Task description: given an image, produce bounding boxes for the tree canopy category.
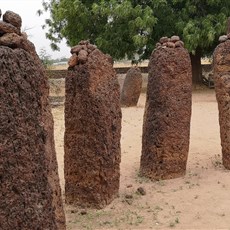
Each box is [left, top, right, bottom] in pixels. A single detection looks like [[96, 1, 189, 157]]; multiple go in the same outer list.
[[39, 0, 230, 64], [39, 0, 156, 61]]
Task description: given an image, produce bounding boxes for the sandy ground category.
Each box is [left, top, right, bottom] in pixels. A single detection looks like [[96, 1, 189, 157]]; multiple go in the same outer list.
[[52, 89, 230, 230]]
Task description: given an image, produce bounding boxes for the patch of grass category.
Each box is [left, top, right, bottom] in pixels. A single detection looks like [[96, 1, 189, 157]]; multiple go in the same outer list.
[[212, 154, 222, 168], [135, 172, 152, 184], [169, 217, 180, 228], [156, 180, 166, 186], [124, 210, 145, 226]]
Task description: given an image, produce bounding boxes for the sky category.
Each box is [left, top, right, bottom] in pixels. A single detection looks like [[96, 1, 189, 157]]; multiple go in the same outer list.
[[1, 0, 70, 59]]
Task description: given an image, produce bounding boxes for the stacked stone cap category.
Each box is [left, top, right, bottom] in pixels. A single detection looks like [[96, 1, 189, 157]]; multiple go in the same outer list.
[[68, 40, 98, 68], [0, 10, 35, 55], [156, 35, 184, 49], [218, 34, 230, 43]]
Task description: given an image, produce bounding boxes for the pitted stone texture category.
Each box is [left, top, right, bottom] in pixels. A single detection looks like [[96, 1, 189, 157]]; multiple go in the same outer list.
[[3, 11, 22, 28], [0, 32, 23, 48], [140, 46, 192, 180], [0, 32, 37, 59], [0, 47, 65, 229], [65, 48, 121, 209], [213, 39, 230, 169], [120, 67, 142, 107], [0, 21, 20, 35]]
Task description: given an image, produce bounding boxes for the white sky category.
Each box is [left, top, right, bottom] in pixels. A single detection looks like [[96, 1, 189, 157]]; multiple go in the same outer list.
[[1, 0, 70, 59]]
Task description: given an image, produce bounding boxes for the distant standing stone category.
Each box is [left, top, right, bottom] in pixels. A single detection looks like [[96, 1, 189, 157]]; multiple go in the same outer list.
[[140, 39, 192, 180], [120, 66, 142, 107], [213, 39, 230, 169]]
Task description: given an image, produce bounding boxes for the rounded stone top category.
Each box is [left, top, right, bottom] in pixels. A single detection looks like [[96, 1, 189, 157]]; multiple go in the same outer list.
[[170, 35, 180, 42], [3, 10, 22, 28], [68, 40, 99, 68], [156, 35, 184, 49], [0, 10, 38, 56]]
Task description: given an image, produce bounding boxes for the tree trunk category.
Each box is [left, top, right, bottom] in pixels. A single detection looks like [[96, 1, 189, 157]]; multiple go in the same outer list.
[[190, 48, 202, 85], [227, 17, 230, 34]]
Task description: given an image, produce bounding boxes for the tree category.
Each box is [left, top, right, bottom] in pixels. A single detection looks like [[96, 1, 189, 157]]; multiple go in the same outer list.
[[39, 48, 53, 69], [38, 0, 156, 61], [170, 0, 230, 84], [39, 0, 230, 83]]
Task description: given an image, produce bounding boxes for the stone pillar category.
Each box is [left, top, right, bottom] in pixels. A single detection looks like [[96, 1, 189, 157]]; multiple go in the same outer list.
[[213, 35, 230, 169], [140, 36, 192, 180], [0, 10, 65, 230], [65, 41, 121, 208], [120, 66, 142, 107]]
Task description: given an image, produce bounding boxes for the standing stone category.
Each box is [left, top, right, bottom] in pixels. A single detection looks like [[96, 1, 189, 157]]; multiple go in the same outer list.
[[140, 37, 192, 180], [0, 10, 65, 230], [65, 41, 121, 208], [120, 66, 143, 107], [213, 39, 230, 169]]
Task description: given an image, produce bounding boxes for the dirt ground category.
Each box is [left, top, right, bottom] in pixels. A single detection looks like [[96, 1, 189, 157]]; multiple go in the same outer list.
[[52, 89, 230, 230]]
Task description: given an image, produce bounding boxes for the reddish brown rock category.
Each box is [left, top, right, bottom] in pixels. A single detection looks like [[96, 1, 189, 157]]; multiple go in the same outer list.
[[3, 11, 22, 28], [167, 41, 175, 48], [160, 36, 169, 44], [87, 43, 97, 52], [170, 35, 180, 42], [78, 49, 88, 64], [105, 54, 114, 65], [70, 44, 82, 54], [213, 39, 230, 169], [0, 32, 23, 48], [140, 44, 192, 180], [0, 46, 65, 229], [68, 53, 78, 67], [65, 47, 121, 208], [175, 40, 184, 48], [120, 67, 142, 107], [0, 21, 20, 35], [19, 37, 38, 59]]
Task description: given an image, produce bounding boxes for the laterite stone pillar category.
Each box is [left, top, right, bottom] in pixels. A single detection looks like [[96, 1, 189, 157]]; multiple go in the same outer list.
[[213, 35, 230, 169], [65, 41, 121, 208], [140, 36, 192, 180], [0, 10, 65, 230]]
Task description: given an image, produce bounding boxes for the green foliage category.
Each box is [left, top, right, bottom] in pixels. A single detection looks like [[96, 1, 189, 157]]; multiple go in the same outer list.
[[172, 0, 230, 54], [39, 0, 157, 61], [39, 0, 230, 62], [39, 48, 53, 69]]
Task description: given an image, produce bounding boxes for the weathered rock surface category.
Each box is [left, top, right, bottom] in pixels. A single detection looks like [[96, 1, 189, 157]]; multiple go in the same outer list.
[[0, 32, 23, 47], [0, 21, 20, 35], [65, 42, 121, 208], [3, 11, 22, 28], [120, 66, 142, 107], [0, 11, 65, 230], [0, 9, 37, 60], [213, 39, 230, 169], [140, 37, 192, 180]]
